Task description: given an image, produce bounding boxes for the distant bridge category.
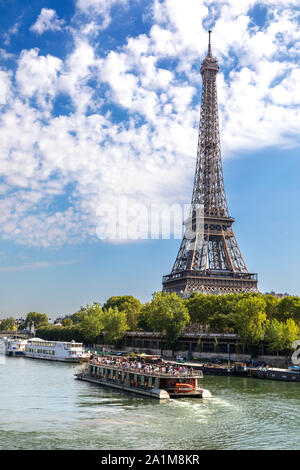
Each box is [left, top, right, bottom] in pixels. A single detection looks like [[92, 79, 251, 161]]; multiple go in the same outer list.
[[0, 331, 32, 339]]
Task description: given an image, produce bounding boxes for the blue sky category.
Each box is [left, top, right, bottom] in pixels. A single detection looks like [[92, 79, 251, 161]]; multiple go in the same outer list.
[[0, 0, 299, 318]]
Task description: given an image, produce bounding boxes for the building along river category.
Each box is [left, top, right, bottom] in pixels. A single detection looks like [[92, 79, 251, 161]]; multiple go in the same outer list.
[[0, 356, 299, 450]]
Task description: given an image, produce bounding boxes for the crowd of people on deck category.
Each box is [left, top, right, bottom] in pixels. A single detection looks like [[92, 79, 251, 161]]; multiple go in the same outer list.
[[90, 356, 195, 376]]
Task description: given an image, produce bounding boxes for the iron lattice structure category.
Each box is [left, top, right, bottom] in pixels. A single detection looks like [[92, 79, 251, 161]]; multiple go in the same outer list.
[[162, 32, 258, 296]]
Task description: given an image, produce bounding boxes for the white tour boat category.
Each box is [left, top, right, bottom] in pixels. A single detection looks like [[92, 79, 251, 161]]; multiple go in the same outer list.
[[5, 338, 27, 357], [25, 338, 87, 362]]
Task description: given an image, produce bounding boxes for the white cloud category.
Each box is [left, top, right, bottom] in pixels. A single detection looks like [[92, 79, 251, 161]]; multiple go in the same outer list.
[[0, 260, 78, 272], [16, 49, 62, 109], [150, 0, 300, 153], [0, 70, 12, 105], [0, 0, 299, 247], [3, 20, 21, 46], [153, 0, 209, 50], [59, 39, 96, 113], [269, 68, 300, 105], [30, 8, 65, 35], [76, 0, 128, 30]]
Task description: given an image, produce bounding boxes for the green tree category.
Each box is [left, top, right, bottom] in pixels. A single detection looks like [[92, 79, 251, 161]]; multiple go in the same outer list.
[[102, 307, 129, 346], [214, 293, 241, 316], [0, 317, 17, 331], [137, 305, 153, 332], [24, 312, 48, 329], [80, 304, 104, 344], [146, 292, 190, 352], [103, 296, 142, 330], [276, 297, 300, 325], [265, 318, 299, 365], [70, 310, 86, 324], [185, 293, 246, 331], [207, 312, 235, 333], [232, 296, 268, 350], [263, 295, 280, 321], [62, 318, 73, 327], [265, 319, 285, 355], [185, 293, 216, 326], [70, 302, 102, 324], [37, 324, 84, 342], [282, 318, 299, 351]]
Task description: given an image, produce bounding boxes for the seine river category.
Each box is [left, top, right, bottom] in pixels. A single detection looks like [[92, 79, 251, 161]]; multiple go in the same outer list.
[[0, 356, 299, 450]]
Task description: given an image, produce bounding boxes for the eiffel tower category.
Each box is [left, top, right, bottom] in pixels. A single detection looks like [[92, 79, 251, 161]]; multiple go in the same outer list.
[[162, 32, 258, 296]]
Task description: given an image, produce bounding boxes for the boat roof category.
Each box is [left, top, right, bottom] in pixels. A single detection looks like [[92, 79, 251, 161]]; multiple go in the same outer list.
[[28, 338, 83, 345]]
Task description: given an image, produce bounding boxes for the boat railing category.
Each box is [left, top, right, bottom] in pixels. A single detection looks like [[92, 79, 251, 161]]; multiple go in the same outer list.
[[88, 360, 202, 378]]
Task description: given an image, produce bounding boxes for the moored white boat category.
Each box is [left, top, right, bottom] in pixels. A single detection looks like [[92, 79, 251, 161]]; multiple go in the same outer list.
[[5, 338, 27, 357], [25, 338, 86, 362]]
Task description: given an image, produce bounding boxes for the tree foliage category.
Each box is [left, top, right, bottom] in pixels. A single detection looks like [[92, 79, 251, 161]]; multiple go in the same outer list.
[[102, 307, 129, 346], [232, 296, 268, 347], [207, 312, 235, 333], [24, 292, 300, 352], [145, 292, 190, 350], [276, 297, 300, 325], [265, 318, 300, 354], [185, 293, 214, 325], [36, 325, 84, 342], [0, 317, 17, 331], [265, 319, 286, 355], [79, 303, 104, 344], [103, 296, 142, 330], [24, 312, 48, 329], [263, 295, 281, 320], [70, 302, 102, 324], [282, 318, 300, 350]]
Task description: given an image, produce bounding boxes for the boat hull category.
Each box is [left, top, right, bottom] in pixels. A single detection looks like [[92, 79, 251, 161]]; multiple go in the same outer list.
[[76, 373, 170, 399], [6, 350, 25, 357], [25, 355, 82, 363], [76, 372, 211, 400]]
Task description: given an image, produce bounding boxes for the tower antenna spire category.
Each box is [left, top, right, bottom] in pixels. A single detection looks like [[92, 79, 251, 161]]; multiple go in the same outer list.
[[208, 30, 212, 56]]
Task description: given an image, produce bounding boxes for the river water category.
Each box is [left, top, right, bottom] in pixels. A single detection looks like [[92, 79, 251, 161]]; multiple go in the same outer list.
[[0, 356, 299, 450]]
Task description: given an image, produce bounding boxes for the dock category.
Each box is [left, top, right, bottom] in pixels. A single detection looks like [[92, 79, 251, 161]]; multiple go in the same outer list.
[[175, 362, 300, 382], [248, 367, 300, 382]]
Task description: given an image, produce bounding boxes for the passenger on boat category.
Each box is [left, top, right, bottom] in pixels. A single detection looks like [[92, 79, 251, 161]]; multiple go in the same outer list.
[[90, 356, 194, 377]]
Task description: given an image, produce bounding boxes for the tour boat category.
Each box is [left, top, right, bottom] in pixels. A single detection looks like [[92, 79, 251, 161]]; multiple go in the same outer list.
[[5, 338, 27, 357], [75, 356, 211, 400], [25, 338, 86, 362]]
